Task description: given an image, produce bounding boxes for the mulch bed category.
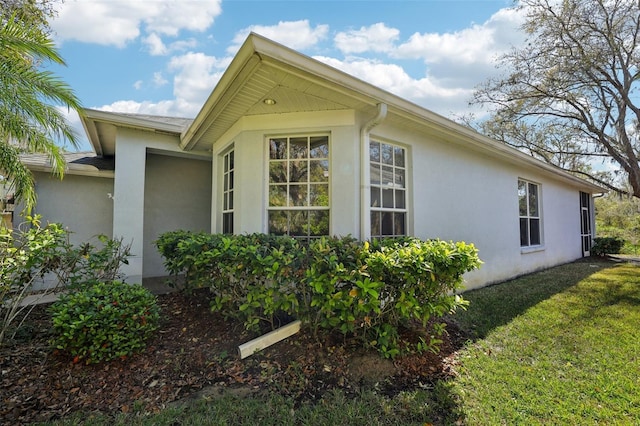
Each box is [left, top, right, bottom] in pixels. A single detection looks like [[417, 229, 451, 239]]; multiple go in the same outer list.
[[1, 288, 465, 424]]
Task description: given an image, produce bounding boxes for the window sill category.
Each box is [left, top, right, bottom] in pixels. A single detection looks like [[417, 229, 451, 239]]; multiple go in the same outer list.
[[521, 245, 545, 254]]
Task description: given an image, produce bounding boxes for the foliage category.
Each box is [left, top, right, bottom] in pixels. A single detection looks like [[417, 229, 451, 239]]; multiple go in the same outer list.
[[0, 215, 66, 345], [473, 0, 640, 196], [156, 231, 481, 357], [591, 236, 625, 256], [595, 195, 640, 254], [452, 260, 640, 423], [0, 216, 131, 346], [49, 281, 160, 364], [0, 10, 82, 211]]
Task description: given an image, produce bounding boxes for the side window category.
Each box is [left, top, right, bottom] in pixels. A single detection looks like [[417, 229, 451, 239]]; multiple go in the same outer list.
[[267, 135, 329, 240], [518, 179, 541, 246], [222, 149, 234, 234], [370, 141, 407, 238]]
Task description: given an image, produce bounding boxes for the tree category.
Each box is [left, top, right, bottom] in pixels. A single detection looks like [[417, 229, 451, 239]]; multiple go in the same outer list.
[[473, 0, 640, 196], [0, 9, 81, 211]]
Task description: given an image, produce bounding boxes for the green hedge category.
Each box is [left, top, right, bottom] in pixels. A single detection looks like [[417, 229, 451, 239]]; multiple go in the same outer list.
[[592, 236, 625, 256], [156, 232, 481, 357]]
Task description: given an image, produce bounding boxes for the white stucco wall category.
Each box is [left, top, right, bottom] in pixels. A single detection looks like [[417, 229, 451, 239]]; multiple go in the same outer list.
[[29, 171, 114, 245], [112, 127, 211, 283], [143, 153, 212, 278]]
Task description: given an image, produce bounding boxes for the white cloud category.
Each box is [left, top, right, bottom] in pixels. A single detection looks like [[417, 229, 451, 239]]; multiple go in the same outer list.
[[334, 23, 400, 54], [143, 33, 168, 55], [394, 7, 525, 65], [153, 72, 168, 87], [133, 80, 143, 90], [314, 56, 473, 116], [228, 20, 329, 53], [52, 0, 222, 47]]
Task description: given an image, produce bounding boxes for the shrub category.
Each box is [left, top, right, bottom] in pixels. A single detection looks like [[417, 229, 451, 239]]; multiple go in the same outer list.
[[50, 281, 160, 364], [157, 231, 482, 358], [591, 236, 625, 256], [0, 216, 132, 347]]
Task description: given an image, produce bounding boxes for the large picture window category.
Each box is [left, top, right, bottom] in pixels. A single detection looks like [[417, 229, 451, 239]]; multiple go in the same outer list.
[[268, 135, 329, 239], [222, 149, 234, 234], [370, 140, 406, 238], [518, 179, 541, 247]]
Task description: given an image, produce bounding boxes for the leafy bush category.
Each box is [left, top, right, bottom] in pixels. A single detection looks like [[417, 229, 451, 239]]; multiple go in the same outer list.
[[592, 236, 625, 256], [157, 231, 482, 358], [0, 216, 132, 346], [50, 281, 160, 364]]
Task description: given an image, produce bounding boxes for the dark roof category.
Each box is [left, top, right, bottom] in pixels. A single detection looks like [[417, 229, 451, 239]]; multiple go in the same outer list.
[[21, 152, 115, 172]]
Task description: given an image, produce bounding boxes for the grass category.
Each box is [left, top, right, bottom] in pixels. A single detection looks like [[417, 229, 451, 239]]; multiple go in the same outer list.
[[44, 258, 640, 425], [452, 259, 640, 424]]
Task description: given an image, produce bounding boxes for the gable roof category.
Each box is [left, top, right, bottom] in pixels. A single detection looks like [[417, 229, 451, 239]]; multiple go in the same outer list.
[[81, 33, 604, 193]]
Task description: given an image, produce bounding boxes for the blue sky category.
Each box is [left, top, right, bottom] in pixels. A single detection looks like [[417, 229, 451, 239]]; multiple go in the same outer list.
[[48, 0, 523, 151]]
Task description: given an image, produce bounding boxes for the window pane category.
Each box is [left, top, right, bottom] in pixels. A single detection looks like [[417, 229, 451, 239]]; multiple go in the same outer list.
[[520, 218, 529, 246], [229, 151, 234, 169], [381, 212, 393, 235], [290, 211, 308, 236], [394, 169, 405, 188], [382, 188, 394, 208], [518, 181, 527, 216], [381, 143, 393, 165], [381, 165, 393, 186], [310, 184, 329, 206], [289, 160, 308, 183], [394, 212, 406, 236], [223, 212, 233, 234], [371, 211, 381, 237], [229, 170, 234, 190], [370, 164, 381, 185], [371, 187, 381, 207], [289, 184, 308, 206], [223, 173, 228, 192], [370, 141, 380, 162], [228, 191, 233, 210], [394, 146, 405, 167], [269, 161, 287, 183], [290, 137, 308, 159], [309, 210, 329, 236], [309, 136, 329, 158], [528, 183, 539, 217], [269, 211, 288, 235], [395, 189, 405, 209], [270, 138, 287, 159], [269, 185, 287, 206], [529, 218, 540, 245], [224, 154, 228, 172], [309, 160, 329, 182], [223, 192, 228, 210]]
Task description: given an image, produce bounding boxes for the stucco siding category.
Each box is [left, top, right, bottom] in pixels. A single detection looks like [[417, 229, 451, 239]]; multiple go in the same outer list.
[[143, 153, 212, 278], [30, 171, 114, 245]]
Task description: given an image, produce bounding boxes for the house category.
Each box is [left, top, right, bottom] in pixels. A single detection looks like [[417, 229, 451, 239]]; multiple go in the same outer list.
[[20, 33, 603, 290]]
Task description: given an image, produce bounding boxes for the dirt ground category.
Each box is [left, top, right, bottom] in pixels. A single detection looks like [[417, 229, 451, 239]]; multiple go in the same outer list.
[[0, 288, 465, 424]]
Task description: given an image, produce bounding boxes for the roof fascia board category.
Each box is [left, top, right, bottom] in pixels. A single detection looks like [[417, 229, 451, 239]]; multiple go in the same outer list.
[[83, 109, 184, 134], [180, 36, 263, 151]]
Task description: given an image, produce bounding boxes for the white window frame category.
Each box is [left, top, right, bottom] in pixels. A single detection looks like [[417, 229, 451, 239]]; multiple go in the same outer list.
[[518, 178, 543, 248], [266, 134, 330, 240], [221, 148, 234, 234], [370, 140, 408, 239]]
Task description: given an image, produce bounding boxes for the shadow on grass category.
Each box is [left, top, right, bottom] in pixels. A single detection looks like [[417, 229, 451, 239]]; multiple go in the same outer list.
[[450, 258, 618, 340]]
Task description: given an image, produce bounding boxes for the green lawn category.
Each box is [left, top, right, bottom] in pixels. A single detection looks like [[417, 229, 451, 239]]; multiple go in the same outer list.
[[47, 259, 640, 425], [452, 259, 640, 424]]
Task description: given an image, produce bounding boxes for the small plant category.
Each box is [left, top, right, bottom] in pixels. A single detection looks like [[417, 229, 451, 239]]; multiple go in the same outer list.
[[50, 281, 160, 364], [591, 236, 625, 256]]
